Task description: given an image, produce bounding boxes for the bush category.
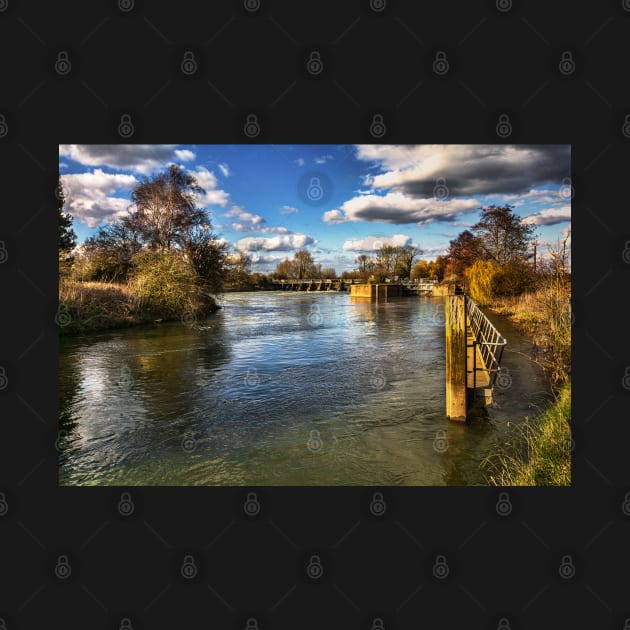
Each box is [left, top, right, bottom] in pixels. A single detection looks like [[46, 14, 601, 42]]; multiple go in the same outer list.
[[129, 249, 206, 317], [465, 260, 534, 304], [465, 259, 500, 305]]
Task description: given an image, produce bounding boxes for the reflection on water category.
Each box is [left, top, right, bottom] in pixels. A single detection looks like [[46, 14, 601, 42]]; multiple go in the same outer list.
[[58, 292, 550, 486]]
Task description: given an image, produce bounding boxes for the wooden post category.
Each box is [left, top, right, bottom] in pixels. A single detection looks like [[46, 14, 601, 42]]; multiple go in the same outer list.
[[445, 294, 467, 421]]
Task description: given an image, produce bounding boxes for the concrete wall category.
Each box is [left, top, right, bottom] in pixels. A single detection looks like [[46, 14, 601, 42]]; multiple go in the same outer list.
[[350, 284, 403, 301]]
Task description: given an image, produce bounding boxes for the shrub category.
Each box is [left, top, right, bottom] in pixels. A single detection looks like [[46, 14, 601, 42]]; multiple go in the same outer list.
[[129, 249, 205, 317]]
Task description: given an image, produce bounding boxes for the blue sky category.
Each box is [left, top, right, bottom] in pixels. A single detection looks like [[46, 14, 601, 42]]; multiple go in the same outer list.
[[59, 144, 571, 274]]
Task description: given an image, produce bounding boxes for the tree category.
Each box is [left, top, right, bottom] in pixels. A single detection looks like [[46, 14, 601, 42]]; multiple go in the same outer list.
[[320, 267, 337, 279], [125, 164, 206, 251], [471, 205, 536, 265], [375, 244, 398, 276], [58, 176, 76, 273], [356, 254, 369, 273], [393, 244, 421, 278], [181, 224, 229, 295], [274, 258, 293, 279], [228, 250, 253, 288], [446, 230, 486, 275], [293, 249, 318, 278], [411, 259, 430, 280], [80, 221, 142, 282]]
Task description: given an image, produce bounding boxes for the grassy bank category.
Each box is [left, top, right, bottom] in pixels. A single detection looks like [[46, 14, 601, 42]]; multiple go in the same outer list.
[[483, 380, 571, 486], [58, 279, 219, 335]]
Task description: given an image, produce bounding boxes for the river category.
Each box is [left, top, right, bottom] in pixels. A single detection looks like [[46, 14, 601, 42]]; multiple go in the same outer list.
[[58, 291, 551, 486]]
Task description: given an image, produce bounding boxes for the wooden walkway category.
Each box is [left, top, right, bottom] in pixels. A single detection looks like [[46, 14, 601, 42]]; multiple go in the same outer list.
[[466, 321, 491, 400]]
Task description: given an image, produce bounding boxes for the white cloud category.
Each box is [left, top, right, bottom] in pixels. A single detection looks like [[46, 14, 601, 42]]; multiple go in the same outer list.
[[218, 163, 230, 177], [174, 149, 196, 161], [354, 144, 570, 197], [322, 191, 478, 225], [59, 144, 196, 174], [61, 169, 137, 228], [342, 234, 417, 252], [189, 166, 229, 207], [225, 205, 265, 225], [235, 234, 315, 252], [522, 205, 571, 226], [314, 154, 334, 165], [279, 205, 299, 214], [294, 158, 305, 167], [322, 209, 346, 224]]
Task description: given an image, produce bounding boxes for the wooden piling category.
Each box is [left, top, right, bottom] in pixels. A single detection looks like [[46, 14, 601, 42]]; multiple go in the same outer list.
[[445, 294, 467, 421]]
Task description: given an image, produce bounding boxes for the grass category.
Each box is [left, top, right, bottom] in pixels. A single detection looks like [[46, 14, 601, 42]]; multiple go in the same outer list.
[[58, 278, 219, 335], [486, 280, 571, 387], [483, 380, 571, 486]]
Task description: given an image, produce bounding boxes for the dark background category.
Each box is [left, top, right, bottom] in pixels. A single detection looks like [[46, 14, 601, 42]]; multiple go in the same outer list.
[[1, 0, 629, 628]]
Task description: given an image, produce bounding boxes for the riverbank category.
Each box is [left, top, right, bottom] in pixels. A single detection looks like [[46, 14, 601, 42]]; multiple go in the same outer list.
[[480, 287, 571, 485], [58, 279, 220, 335], [483, 379, 571, 485]]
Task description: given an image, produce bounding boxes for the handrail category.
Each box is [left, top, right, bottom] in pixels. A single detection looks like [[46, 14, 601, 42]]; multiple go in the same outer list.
[[466, 296, 507, 389]]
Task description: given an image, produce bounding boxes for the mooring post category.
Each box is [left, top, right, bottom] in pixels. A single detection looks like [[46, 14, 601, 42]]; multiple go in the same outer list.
[[445, 294, 467, 421]]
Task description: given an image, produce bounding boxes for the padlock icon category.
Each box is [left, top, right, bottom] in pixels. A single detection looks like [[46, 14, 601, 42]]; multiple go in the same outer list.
[[623, 366, 630, 390], [624, 618, 630, 630], [55, 304, 71, 327], [306, 177, 324, 201], [118, 114, 134, 138], [433, 51, 449, 75], [307, 51, 323, 75], [181, 554, 198, 579], [624, 0, 630, 12], [55, 51, 71, 76], [0, 492, 8, 517], [181, 432, 196, 453], [433, 177, 449, 200], [496, 114, 512, 138], [307, 429, 323, 452], [432, 554, 449, 579], [370, 491, 386, 516], [0, 618, 6, 630], [119, 618, 133, 630], [497, 618, 511, 630], [495, 367, 512, 390], [243, 114, 260, 138], [0, 366, 8, 391], [495, 491, 512, 516], [433, 430, 448, 453], [117, 491, 134, 516], [244, 0, 260, 11], [118, 0, 134, 11], [496, 0, 512, 12], [370, 367, 386, 390], [0, 114, 7, 139], [558, 51, 575, 76], [181, 51, 197, 75], [0, 0, 7, 12], [558, 554, 575, 579], [559, 176, 573, 200], [245, 367, 260, 387], [371, 618, 385, 630], [306, 554, 323, 579], [245, 619, 259, 630], [54, 554, 72, 580], [244, 491, 260, 516], [622, 242, 630, 264], [370, 114, 386, 138], [621, 492, 630, 516], [370, 0, 386, 11], [308, 303, 323, 325], [622, 114, 630, 139]]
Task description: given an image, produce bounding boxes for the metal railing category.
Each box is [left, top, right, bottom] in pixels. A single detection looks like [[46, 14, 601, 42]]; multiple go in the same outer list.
[[466, 296, 507, 390]]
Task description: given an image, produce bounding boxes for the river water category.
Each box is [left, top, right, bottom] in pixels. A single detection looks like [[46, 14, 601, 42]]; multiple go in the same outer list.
[[58, 292, 551, 486]]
